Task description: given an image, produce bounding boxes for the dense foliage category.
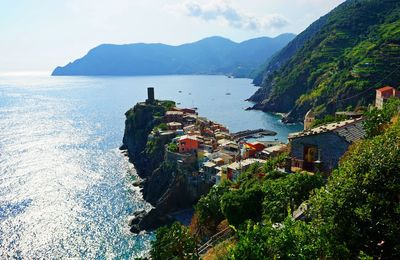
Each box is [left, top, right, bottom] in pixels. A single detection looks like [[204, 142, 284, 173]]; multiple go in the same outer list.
[[150, 222, 198, 260], [229, 113, 400, 259], [193, 184, 230, 237], [149, 101, 400, 259], [251, 0, 400, 122], [167, 142, 179, 153], [262, 173, 323, 223], [363, 97, 400, 137]]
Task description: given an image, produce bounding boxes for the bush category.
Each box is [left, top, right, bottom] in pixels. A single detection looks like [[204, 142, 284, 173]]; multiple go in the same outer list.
[[262, 172, 324, 223], [221, 186, 264, 227], [167, 142, 179, 153], [363, 97, 400, 138], [151, 222, 198, 260]]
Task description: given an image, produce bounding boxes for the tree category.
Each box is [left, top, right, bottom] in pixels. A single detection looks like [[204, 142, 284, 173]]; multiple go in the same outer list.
[[220, 186, 264, 227], [192, 184, 230, 239], [151, 222, 199, 260], [309, 119, 400, 258], [262, 172, 324, 223], [229, 216, 350, 259], [363, 97, 400, 138]]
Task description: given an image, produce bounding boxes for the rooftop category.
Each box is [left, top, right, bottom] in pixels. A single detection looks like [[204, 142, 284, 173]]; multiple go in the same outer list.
[[167, 122, 182, 126], [227, 158, 266, 170], [178, 135, 199, 141], [289, 117, 365, 143], [376, 86, 395, 93], [263, 144, 287, 154], [203, 161, 217, 168], [166, 111, 184, 115]]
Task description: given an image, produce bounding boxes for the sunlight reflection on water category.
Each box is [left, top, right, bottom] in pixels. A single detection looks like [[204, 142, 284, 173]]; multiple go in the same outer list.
[[0, 75, 302, 258], [0, 87, 152, 258]]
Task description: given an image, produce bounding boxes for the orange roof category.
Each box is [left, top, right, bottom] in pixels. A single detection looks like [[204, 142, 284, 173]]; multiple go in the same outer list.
[[376, 86, 395, 93]]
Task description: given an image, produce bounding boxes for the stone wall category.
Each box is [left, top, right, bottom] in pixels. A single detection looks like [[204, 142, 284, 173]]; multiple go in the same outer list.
[[290, 132, 350, 173]]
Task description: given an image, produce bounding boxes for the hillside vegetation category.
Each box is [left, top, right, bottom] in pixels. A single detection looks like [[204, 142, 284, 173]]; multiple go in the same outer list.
[[250, 0, 400, 122], [147, 99, 400, 259]]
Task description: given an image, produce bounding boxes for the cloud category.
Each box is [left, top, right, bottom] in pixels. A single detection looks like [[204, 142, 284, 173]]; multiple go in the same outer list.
[[179, 0, 289, 31]]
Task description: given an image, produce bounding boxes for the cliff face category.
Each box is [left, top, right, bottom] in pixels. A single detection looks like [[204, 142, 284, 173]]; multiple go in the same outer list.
[[122, 102, 169, 177], [122, 101, 213, 233], [250, 0, 400, 123]]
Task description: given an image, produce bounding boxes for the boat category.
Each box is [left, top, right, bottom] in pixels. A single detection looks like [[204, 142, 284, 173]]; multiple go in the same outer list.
[[178, 91, 182, 93], [225, 92, 231, 95]]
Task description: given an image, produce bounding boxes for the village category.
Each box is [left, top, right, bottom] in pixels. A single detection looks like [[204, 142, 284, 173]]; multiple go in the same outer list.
[[147, 85, 400, 188]]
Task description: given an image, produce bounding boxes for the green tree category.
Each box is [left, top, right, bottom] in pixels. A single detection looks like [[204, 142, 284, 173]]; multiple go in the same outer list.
[[309, 120, 400, 258], [220, 185, 264, 227], [262, 172, 324, 223], [363, 97, 400, 138], [229, 216, 350, 259], [151, 222, 199, 260]]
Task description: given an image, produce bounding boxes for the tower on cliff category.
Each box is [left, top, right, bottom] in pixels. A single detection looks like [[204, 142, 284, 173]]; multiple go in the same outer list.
[[304, 109, 315, 130], [146, 87, 155, 104]]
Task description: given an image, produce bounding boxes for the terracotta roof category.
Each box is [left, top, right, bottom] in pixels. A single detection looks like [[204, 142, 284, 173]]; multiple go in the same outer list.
[[289, 118, 365, 143], [376, 86, 395, 93]]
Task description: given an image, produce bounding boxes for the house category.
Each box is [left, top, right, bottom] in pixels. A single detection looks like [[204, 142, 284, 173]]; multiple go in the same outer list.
[[225, 158, 266, 180], [375, 86, 400, 109], [183, 114, 197, 126], [304, 109, 315, 130], [289, 118, 365, 174], [165, 111, 184, 123], [260, 144, 287, 159], [167, 122, 182, 131], [178, 135, 199, 153], [241, 142, 265, 159], [203, 161, 218, 176]]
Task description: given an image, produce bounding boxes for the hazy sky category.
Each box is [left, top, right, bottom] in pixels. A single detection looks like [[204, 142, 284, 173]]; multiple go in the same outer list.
[[0, 0, 345, 73]]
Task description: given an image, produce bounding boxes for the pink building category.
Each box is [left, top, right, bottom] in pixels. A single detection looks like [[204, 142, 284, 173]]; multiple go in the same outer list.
[[375, 86, 400, 109]]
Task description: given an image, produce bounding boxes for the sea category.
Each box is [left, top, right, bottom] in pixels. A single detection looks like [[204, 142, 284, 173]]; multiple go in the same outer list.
[[0, 75, 302, 259]]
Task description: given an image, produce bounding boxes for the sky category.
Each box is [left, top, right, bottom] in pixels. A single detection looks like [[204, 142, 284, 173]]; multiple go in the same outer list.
[[0, 0, 345, 74]]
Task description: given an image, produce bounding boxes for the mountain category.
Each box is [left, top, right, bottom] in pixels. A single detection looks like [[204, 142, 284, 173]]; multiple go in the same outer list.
[[52, 34, 295, 78], [249, 0, 400, 122]]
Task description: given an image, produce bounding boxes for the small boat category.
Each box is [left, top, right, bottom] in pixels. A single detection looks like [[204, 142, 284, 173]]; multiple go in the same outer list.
[[178, 91, 182, 93], [177, 102, 181, 105], [225, 92, 231, 95], [188, 93, 192, 95]]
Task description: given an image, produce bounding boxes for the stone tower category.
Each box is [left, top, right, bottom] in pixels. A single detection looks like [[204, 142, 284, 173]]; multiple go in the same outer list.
[[146, 87, 155, 104], [304, 109, 315, 130]]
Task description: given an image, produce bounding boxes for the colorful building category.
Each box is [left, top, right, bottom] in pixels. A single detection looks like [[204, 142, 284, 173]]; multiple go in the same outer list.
[[167, 122, 182, 131], [165, 111, 184, 123], [375, 86, 400, 109], [178, 135, 199, 153]]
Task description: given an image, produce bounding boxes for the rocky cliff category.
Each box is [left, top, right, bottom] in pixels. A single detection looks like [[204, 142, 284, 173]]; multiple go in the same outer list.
[[121, 101, 212, 233]]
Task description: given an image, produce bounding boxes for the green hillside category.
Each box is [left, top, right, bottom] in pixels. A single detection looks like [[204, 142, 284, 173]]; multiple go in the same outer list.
[[250, 0, 400, 122]]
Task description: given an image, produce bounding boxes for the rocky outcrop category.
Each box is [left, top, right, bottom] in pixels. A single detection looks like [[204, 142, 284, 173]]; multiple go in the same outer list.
[[122, 101, 213, 233]]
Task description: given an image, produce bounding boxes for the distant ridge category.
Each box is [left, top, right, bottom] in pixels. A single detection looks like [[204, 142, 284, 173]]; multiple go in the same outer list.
[[250, 0, 400, 122], [52, 34, 295, 78]]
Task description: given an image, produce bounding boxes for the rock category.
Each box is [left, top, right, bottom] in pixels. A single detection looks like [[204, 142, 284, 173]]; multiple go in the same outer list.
[[130, 208, 175, 233]]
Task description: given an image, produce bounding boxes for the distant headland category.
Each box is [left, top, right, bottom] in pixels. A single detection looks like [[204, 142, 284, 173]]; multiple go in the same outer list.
[[51, 34, 295, 78]]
